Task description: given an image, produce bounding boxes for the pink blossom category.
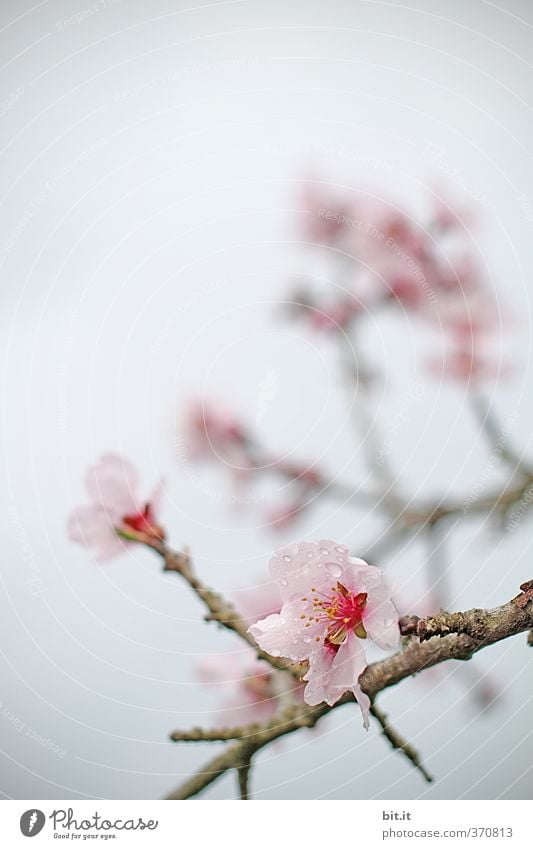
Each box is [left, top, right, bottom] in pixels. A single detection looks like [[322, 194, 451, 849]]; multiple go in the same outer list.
[[299, 184, 356, 246], [67, 454, 164, 561], [196, 648, 295, 725], [266, 499, 307, 531], [435, 289, 501, 342], [182, 399, 250, 465], [296, 187, 497, 319], [249, 540, 400, 728]]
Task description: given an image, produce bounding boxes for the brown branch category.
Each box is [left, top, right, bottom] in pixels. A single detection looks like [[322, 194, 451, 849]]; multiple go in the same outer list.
[[166, 702, 327, 800], [170, 723, 267, 743], [370, 704, 432, 783], [237, 762, 252, 800], [165, 580, 533, 799]]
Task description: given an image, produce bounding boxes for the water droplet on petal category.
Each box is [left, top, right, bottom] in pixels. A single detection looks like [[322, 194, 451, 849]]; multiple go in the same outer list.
[[280, 577, 289, 587], [303, 635, 312, 644], [320, 547, 329, 555], [328, 563, 343, 578], [282, 554, 292, 563]]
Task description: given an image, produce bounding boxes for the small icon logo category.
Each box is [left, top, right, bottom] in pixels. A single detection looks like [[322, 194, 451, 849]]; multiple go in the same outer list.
[[20, 809, 45, 837]]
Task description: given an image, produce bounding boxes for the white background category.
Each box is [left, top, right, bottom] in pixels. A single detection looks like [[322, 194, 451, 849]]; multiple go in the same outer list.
[[0, 0, 532, 800]]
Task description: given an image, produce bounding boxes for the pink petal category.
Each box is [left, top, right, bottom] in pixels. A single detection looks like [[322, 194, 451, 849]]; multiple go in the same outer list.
[[147, 478, 165, 519], [84, 454, 139, 514], [302, 634, 370, 728], [330, 632, 370, 728], [67, 504, 126, 561], [302, 646, 335, 706], [269, 540, 350, 604], [364, 583, 401, 651], [343, 559, 383, 593], [249, 601, 324, 662]]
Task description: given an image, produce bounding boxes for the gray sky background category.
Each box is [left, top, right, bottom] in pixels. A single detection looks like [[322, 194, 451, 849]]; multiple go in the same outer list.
[[1, 0, 532, 800]]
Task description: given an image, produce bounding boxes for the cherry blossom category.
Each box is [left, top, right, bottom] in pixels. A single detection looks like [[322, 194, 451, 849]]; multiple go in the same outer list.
[[67, 454, 164, 561], [249, 540, 400, 728]]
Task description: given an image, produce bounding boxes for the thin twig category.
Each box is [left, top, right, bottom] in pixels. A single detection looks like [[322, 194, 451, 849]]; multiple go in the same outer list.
[[469, 391, 530, 473], [237, 762, 252, 800], [370, 704, 433, 783]]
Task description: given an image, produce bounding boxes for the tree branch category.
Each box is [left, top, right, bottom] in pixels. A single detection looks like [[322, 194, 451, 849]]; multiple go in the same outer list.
[[237, 762, 252, 800]]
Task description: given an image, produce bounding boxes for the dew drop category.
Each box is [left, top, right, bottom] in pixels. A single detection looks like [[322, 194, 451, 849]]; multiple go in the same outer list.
[[328, 563, 343, 578], [282, 554, 292, 563], [303, 635, 313, 644], [280, 577, 289, 587], [320, 547, 329, 555]]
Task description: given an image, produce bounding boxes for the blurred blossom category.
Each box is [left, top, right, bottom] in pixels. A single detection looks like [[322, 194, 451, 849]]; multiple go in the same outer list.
[[266, 498, 308, 531], [294, 181, 511, 386], [428, 346, 506, 384], [67, 454, 165, 561], [182, 399, 251, 467], [249, 540, 400, 729], [195, 647, 300, 725], [287, 289, 363, 333], [300, 183, 357, 247]]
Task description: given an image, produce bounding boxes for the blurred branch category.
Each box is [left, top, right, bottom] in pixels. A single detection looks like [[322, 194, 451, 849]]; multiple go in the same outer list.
[[170, 723, 268, 742], [469, 391, 530, 473], [165, 580, 533, 799], [399, 472, 533, 529]]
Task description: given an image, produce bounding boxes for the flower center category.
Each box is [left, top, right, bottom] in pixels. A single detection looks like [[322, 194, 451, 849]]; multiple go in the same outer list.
[[302, 582, 368, 645], [122, 502, 160, 537]]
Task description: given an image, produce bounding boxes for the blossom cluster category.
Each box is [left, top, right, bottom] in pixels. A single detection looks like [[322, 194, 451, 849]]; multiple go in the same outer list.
[[291, 184, 507, 383]]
